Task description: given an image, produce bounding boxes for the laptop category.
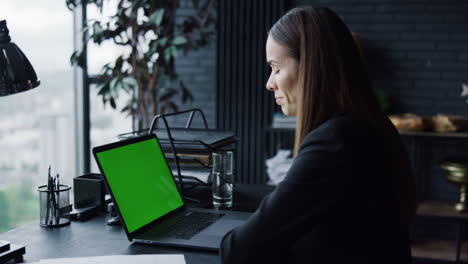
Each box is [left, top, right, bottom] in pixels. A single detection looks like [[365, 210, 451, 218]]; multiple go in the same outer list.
[[92, 133, 251, 251]]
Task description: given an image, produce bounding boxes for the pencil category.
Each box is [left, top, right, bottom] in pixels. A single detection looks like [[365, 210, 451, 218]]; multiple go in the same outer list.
[[55, 174, 60, 224], [45, 166, 51, 225]]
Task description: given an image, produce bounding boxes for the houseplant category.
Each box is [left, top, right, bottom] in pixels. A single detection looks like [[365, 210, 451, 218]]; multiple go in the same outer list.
[[66, 0, 215, 130]]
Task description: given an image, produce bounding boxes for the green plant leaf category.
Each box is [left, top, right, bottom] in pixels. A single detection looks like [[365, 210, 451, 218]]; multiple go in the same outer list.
[[121, 76, 138, 93], [110, 78, 122, 99], [121, 103, 131, 114], [172, 36, 187, 46], [149, 9, 165, 26], [114, 56, 124, 71], [92, 21, 104, 43], [180, 80, 194, 103], [109, 97, 117, 109], [130, 0, 143, 8], [164, 48, 172, 63], [158, 37, 168, 47], [74, 51, 87, 67], [70, 51, 80, 66], [97, 82, 110, 96], [171, 46, 178, 58], [65, 0, 77, 10], [149, 41, 158, 55], [162, 46, 178, 63], [100, 63, 113, 74]]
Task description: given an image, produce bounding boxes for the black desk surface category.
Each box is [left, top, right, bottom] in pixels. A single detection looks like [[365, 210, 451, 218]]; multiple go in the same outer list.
[[0, 184, 274, 263]]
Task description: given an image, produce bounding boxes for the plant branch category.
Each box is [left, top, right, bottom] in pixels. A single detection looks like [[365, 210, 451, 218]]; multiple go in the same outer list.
[[68, 0, 216, 131], [148, 65, 159, 118], [131, 8, 148, 128]]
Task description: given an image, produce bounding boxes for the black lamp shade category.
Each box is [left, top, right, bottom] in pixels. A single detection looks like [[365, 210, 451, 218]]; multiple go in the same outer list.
[[0, 20, 40, 96]]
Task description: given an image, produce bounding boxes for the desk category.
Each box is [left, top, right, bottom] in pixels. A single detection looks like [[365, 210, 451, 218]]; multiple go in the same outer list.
[[0, 184, 275, 263]]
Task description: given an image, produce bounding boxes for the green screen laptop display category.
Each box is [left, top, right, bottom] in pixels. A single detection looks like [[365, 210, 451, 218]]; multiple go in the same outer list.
[[96, 138, 184, 233]]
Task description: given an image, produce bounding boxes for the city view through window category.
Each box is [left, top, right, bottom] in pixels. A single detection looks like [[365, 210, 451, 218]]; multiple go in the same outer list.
[[0, 0, 131, 232], [0, 0, 75, 232], [87, 1, 133, 173]]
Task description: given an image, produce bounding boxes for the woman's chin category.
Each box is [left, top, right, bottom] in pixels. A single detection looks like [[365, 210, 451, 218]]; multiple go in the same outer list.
[[281, 106, 296, 116]]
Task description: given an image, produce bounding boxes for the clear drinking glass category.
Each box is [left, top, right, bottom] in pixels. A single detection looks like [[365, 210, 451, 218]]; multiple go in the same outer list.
[[212, 151, 233, 208]]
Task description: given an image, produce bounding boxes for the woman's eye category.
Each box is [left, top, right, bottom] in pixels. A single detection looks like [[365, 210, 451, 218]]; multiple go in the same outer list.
[[275, 70, 280, 75]]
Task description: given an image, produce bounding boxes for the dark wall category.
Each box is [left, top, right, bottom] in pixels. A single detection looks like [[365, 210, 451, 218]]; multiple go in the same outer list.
[[173, 0, 217, 129], [217, 0, 285, 184], [175, 0, 285, 184], [285, 0, 468, 200], [175, 0, 468, 191], [174, 0, 285, 185], [290, 0, 468, 116], [287, 0, 468, 240]]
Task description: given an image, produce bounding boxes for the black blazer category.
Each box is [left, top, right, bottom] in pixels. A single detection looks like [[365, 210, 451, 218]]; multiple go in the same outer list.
[[220, 112, 413, 264]]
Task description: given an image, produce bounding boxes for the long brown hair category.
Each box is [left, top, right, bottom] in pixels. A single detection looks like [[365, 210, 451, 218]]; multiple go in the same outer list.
[[269, 6, 383, 156], [269, 5, 417, 223]]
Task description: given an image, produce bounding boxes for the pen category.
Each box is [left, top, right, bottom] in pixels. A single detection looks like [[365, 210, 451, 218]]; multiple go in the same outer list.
[[50, 176, 57, 225], [45, 166, 51, 224], [50, 176, 54, 225], [56, 174, 60, 224]]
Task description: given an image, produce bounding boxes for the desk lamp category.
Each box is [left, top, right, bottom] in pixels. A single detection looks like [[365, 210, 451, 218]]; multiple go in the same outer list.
[[0, 19, 39, 263], [0, 19, 40, 95]]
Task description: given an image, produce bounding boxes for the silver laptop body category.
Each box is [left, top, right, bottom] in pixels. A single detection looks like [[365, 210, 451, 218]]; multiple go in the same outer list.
[[92, 133, 251, 251]]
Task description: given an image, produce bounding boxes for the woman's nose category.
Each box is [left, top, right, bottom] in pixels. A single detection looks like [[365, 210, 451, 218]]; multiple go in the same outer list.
[[266, 76, 275, 91]]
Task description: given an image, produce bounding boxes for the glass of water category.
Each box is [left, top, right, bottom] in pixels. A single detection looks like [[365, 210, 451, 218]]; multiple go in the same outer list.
[[212, 151, 233, 208]]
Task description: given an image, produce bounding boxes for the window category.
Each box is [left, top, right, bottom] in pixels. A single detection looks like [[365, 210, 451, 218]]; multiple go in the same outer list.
[[0, 0, 76, 232], [90, 83, 132, 173], [86, 2, 133, 173]]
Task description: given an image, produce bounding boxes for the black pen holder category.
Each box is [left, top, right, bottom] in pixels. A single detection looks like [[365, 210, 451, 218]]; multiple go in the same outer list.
[[37, 184, 71, 227], [73, 173, 106, 210]]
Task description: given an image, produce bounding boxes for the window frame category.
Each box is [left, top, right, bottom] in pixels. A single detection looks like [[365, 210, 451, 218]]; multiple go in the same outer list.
[[73, 2, 91, 175]]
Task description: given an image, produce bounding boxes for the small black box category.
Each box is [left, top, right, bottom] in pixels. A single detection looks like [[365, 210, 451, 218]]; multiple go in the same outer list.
[[73, 173, 105, 210]]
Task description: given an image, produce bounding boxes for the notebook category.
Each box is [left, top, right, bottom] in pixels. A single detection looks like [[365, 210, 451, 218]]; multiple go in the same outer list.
[[92, 133, 251, 251]]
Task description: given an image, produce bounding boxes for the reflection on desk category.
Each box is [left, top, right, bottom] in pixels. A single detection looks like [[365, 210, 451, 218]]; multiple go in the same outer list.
[[28, 254, 185, 264], [0, 184, 275, 264], [0, 214, 217, 264]]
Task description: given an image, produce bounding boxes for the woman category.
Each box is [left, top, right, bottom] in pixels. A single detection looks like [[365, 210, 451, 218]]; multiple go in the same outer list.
[[220, 5, 416, 264]]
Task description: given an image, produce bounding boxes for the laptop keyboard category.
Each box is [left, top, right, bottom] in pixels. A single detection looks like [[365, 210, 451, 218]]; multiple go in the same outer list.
[[150, 211, 225, 240]]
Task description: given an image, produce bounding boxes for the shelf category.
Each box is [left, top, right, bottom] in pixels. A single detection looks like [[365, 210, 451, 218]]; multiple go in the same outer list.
[[413, 202, 468, 263], [417, 201, 468, 222], [412, 240, 468, 262], [400, 131, 468, 138], [266, 128, 468, 138]]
